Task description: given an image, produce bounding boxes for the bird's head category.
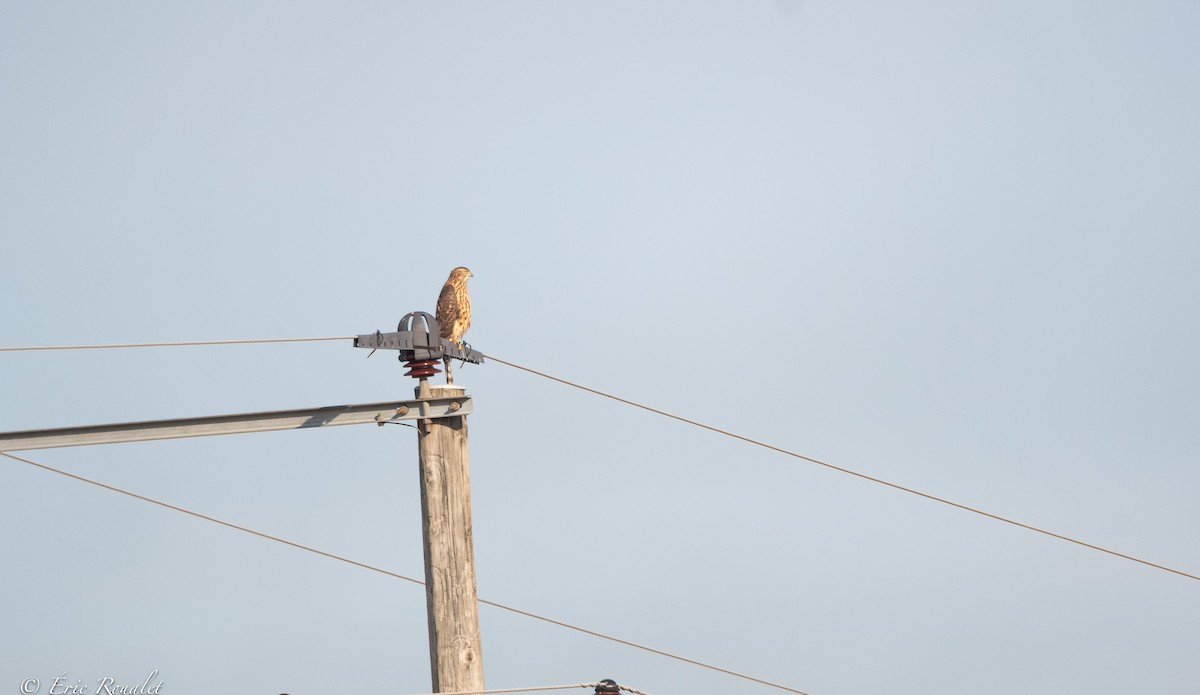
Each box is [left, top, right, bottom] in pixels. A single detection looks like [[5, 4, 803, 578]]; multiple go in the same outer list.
[[449, 266, 473, 281]]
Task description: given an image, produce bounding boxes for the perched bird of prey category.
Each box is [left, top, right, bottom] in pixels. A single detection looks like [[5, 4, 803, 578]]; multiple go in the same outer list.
[[435, 266, 473, 383]]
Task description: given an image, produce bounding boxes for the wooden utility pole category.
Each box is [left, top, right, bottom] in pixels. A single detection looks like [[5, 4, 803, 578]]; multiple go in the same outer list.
[[354, 314, 486, 692], [416, 381, 484, 693]]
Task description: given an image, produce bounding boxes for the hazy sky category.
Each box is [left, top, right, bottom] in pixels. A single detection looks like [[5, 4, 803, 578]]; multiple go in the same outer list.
[[3, 2, 1198, 694]]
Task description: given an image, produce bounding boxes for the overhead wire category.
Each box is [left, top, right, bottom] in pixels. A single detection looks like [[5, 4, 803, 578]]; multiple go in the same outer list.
[[0, 336, 355, 351], [0, 450, 811, 695], [408, 683, 606, 695], [408, 683, 653, 695], [1, 335, 1195, 582], [480, 353, 1200, 583], [0, 450, 424, 586]]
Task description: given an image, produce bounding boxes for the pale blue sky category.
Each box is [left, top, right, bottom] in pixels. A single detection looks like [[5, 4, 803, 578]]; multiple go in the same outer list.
[[3, 2, 1199, 694]]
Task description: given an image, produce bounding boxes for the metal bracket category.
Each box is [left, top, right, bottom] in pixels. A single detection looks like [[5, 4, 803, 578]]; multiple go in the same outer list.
[[418, 398, 432, 434], [354, 311, 485, 365]]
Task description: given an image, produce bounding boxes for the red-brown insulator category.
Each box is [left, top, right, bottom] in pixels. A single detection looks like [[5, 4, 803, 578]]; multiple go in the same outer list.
[[404, 359, 441, 378]]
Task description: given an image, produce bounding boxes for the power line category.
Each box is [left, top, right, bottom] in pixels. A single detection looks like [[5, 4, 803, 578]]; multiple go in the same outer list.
[[476, 598, 802, 692], [409, 683, 601, 695], [0, 451, 811, 695], [0, 336, 355, 351], [2, 335, 1194, 582], [409, 683, 653, 695], [481, 353, 1200, 584], [0, 450, 423, 585]]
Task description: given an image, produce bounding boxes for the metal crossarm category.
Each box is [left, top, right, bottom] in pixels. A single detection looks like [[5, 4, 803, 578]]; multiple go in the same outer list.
[[0, 397, 473, 451]]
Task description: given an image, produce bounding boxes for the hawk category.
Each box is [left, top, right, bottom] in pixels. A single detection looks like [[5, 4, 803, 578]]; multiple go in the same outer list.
[[435, 266, 473, 383]]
